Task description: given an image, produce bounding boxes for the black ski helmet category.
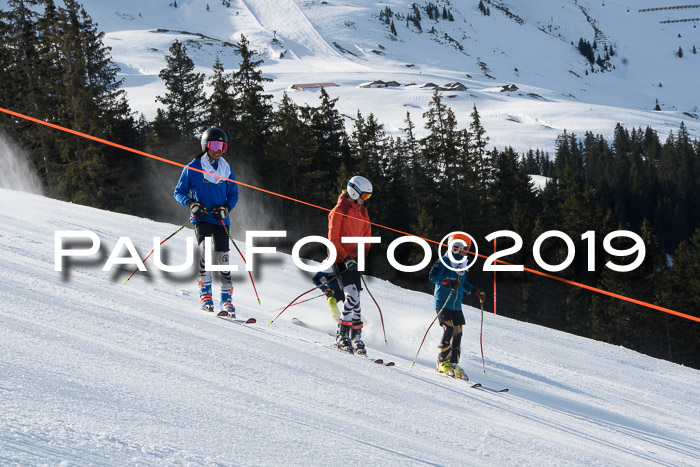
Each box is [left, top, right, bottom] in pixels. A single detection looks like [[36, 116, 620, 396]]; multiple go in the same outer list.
[[201, 127, 228, 152]]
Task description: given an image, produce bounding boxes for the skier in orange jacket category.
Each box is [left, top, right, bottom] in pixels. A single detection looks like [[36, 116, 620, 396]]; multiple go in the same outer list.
[[328, 175, 373, 355]]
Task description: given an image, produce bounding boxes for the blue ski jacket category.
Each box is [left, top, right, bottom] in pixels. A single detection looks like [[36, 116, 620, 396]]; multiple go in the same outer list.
[[173, 155, 238, 226], [312, 269, 344, 300], [429, 255, 476, 311]]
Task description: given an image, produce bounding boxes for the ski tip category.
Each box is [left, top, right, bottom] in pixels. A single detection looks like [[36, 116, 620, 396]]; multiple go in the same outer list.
[[246, 318, 257, 324]]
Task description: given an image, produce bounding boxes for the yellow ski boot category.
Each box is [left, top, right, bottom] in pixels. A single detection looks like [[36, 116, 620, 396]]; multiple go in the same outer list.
[[436, 360, 455, 377], [451, 363, 468, 380]]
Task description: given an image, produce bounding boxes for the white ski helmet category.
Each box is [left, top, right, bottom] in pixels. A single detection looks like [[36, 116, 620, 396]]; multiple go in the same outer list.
[[347, 175, 373, 201]]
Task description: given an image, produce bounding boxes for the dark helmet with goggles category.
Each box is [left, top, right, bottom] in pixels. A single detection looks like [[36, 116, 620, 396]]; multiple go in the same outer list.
[[201, 127, 228, 153]]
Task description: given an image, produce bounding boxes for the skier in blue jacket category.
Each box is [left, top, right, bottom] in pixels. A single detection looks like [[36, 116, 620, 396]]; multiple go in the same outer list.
[[174, 127, 239, 317], [428, 233, 484, 379]]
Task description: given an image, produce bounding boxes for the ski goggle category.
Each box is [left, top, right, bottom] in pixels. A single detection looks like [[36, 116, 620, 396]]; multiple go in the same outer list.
[[450, 242, 471, 255], [206, 140, 228, 153]]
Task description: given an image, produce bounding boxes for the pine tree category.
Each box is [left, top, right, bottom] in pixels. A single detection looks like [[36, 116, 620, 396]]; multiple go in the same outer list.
[[229, 34, 273, 175], [0, 0, 60, 195], [469, 104, 490, 194], [351, 111, 387, 182], [306, 87, 348, 204], [266, 93, 319, 226], [206, 55, 235, 130], [658, 228, 700, 367], [156, 39, 205, 145], [489, 146, 537, 234], [554, 130, 584, 183], [400, 112, 429, 212], [590, 220, 667, 356], [421, 90, 458, 182], [421, 91, 464, 227], [43, 0, 141, 210]]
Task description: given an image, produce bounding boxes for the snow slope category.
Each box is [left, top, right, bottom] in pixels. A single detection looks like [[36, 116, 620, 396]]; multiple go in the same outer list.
[[1, 187, 699, 465], [82, 0, 700, 153]]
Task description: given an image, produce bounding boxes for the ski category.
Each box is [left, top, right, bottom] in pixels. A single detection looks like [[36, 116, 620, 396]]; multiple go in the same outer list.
[[329, 344, 395, 366], [199, 305, 256, 324], [218, 315, 257, 324], [471, 383, 509, 393], [292, 318, 395, 366], [434, 371, 508, 392], [436, 371, 469, 381], [372, 358, 395, 367]]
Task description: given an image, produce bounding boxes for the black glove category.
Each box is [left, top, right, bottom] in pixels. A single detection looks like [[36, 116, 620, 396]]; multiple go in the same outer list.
[[322, 288, 334, 298], [472, 288, 485, 301], [210, 205, 230, 221], [187, 199, 207, 219], [344, 257, 358, 271]]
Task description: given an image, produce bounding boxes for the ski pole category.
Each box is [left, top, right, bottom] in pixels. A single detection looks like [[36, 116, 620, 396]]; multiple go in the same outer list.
[[411, 289, 455, 367], [269, 286, 318, 325], [124, 215, 195, 284], [266, 293, 325, 314], [221, 220, 261, 305], [479, 296, 486, 375], [361, 275, 388, 345]]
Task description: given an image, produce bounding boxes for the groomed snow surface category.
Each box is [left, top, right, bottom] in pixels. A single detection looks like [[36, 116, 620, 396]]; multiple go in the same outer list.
[[1, 188, 699, 466]]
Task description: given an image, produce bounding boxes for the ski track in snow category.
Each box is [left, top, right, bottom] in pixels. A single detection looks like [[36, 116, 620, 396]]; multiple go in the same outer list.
[[240, 0, 368, 72], [1, 188, 699, 465]]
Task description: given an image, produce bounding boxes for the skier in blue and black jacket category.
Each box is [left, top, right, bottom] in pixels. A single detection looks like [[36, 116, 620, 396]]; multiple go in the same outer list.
[[428, 233, 484, 379], [174, 127, 239, 317]]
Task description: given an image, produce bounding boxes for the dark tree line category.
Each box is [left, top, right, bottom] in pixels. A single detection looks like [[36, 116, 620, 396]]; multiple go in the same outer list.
[[1, 1, 699, 368], [0, 0, 145, 213]]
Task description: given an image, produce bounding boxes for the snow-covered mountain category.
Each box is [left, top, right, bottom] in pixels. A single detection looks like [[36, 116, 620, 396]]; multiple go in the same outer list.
[[2, 189, 700, 465], [87, 0, 700, 153]]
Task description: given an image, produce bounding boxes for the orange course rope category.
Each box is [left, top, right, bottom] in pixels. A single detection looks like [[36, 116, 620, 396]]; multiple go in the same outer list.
[[2, 106, 698, 324]]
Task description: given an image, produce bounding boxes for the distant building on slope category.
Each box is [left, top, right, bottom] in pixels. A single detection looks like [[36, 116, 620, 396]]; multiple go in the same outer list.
[[291, 83, 340, 91], [359, 80, 402, 88], [359, 80, 388, 88]]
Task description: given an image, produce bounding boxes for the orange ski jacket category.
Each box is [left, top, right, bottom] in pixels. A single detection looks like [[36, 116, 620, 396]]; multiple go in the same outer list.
[[328, 194, 371, 262]]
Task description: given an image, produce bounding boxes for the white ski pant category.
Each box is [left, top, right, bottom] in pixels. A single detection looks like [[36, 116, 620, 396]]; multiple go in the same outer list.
[[199, 248, 233, 292], [341, 284, 361, 323]]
